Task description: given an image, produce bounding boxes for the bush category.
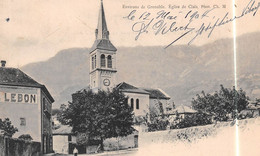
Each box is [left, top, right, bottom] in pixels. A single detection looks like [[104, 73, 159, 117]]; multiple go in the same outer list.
[[148, 117, 169, 132], [192, 85, 249, 122], [0, 118, 18, 137], [18, 134, 33, 141], [171, 113, 212, 129]]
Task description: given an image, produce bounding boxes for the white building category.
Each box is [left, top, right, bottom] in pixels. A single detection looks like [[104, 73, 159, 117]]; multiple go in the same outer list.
[[0, 60, 54, 154], [87, 1, 172, 120], [116, 82, 172, 118], [52, 123, 76, 154]]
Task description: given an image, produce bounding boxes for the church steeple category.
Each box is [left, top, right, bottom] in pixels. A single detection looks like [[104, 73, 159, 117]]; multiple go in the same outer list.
[[90, 0, 116, 53], [89, 0, 117, 91], [95, 0, 109, 40]]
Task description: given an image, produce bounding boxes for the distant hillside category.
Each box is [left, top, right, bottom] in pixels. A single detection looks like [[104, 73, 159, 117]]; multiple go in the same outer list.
[[21, 32, 260, 108]]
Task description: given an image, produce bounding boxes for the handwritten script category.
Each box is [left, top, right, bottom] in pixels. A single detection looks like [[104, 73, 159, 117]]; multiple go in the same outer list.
[[123, 0, 260, 48]]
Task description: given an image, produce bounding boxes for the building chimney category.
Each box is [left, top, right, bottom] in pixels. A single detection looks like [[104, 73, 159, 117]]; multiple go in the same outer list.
[[1, 60, 6, 67]]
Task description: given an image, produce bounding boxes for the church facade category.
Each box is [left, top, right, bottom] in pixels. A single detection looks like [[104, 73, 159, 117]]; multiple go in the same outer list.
[[86, 0, 173, 122]]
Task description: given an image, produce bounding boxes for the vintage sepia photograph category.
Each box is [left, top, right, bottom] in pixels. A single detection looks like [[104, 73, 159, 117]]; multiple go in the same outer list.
[[0, 0, 260, 155]]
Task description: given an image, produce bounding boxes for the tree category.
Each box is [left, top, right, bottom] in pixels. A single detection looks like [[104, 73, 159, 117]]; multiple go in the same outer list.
[[18, 134, 33, 141], [0, 118, 18, 137], [170, 112, 212, 129], [149, 99, 167, 123], [58, 89, 134, 149], [192, 85, 249, 122]]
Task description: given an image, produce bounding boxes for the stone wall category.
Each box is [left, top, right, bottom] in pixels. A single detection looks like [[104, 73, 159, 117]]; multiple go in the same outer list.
[[0, 135, 41, 156], [139, 118, 260, 146], [103, 133, 138, 151], [0, 136, 5, 156]]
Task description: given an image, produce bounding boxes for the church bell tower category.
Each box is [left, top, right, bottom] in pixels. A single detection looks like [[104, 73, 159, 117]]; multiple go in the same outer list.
[[89, 0, 117, 91]]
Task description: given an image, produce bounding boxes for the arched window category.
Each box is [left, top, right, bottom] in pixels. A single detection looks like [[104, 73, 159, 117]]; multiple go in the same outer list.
[[92, 57, 94, 69], [107, 55, 112, 68], [136, 99, 139, 109], [130, 98, 134, 109], [94, 55, 96, 68], [101, 54, 106, 67]]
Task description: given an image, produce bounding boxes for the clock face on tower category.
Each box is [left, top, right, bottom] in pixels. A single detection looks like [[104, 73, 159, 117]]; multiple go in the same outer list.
[[103, 79, 111, 86]]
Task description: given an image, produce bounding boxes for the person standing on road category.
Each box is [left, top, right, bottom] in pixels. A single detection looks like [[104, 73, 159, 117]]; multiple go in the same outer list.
[[73, 147, 78, 156]]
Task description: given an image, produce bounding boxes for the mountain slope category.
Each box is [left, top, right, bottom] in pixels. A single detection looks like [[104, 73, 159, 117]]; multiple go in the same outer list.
[[21, 32, 260, 108]]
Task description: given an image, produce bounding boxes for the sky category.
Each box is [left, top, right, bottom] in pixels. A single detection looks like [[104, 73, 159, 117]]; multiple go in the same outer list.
[[0, 0, 259, 67]]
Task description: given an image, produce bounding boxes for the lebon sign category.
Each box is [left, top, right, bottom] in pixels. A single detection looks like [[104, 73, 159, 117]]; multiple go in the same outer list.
[[0, 92, 37, 104]]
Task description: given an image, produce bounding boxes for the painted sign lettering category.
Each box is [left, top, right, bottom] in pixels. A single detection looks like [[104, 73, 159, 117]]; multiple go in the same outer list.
[[0, 92, 37, 104]]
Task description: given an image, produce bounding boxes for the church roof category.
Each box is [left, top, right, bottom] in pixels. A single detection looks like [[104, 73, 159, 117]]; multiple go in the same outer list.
[[89, 0, 117, 53], [116, 82, 149, 94], [0, 67, 54, 102], [116, 82, 171, 99], [141, 88, 171, 100], [89, 39, 117, 53]]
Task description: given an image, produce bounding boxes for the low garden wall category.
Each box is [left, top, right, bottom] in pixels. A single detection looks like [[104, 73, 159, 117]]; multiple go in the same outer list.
[[139, 117, 260, 146], [103, 133, 138, 151], [0, 135, 41, 156]]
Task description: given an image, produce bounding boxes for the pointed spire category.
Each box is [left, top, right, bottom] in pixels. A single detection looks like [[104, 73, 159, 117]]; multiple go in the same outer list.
[[90, 0, 117, 53], [95, 0, 109, 40]]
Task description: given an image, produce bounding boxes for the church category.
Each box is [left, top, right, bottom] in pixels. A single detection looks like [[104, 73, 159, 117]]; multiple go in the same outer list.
[[78, 0, 173, 125], [52, 1, 173, 153]]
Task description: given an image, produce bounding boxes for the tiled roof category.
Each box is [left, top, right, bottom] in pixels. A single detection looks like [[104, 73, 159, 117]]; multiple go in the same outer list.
[[141, 88, 170, 99], [0, 67, 42, 87], [89, 39, 117, 53], [116, 82, 149, 94], [53, 125, 73, 135], [171, 105, 197, 114], [0, 67, 54, 102]]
